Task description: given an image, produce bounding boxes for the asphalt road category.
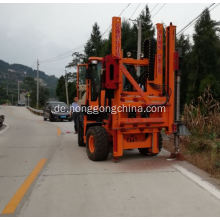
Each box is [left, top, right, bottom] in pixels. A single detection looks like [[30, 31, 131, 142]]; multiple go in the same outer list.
[[0, 105, 220, 217]]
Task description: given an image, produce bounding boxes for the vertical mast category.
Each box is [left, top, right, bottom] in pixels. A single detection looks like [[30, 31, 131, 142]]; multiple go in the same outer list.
[[112, 17, 121, 58]]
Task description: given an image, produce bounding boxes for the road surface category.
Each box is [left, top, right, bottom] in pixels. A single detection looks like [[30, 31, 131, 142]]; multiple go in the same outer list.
[[0, 105, 220, 217]]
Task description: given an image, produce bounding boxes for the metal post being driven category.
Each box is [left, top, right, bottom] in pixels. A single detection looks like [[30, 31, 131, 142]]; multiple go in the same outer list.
[[167, 49, 182, 161], [174, 71, 181, 154]]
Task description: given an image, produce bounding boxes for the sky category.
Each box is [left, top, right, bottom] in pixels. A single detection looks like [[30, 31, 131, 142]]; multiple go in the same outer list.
[[0, 3, 220, 77]]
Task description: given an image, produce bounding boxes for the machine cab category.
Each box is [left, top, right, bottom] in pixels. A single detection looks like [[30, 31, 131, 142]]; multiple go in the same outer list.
[[77, 64, 87, 105], [86, 57, 103, 106]]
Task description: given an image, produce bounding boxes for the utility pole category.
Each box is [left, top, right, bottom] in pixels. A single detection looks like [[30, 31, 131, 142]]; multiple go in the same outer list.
[[137, 19, 142, 77], [36, 59, 39, 109], [17, 80, 20, 104], [65, 68, 69, 105], [11, 94, 14, 106]]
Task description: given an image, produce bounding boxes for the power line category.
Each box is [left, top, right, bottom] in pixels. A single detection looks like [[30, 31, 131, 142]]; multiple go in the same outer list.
[[137, 3, 151, 17], [36, 3, 167, 66], [100, 25, 111, 38], [40, 51, 72, 63], [130, 3, 165, 24], [177, 3, 215, 35], [129, 3, 159, 24], [209, 3, 220, 12], [40, 4, 132, 65], [40, 53, 74, 65], [40, 44, 84, 64], [177, 3, 216, 36], [129, 3, 141, 19], [41, 3, 133, 64], [119, 3, 131, 16], [150, 3, 159, 14], [101, 3, 132, 38], [152, 3, 166, 19], [127, 4, 147, 24]]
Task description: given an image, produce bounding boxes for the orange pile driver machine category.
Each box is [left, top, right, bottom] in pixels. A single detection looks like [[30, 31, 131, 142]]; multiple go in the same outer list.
[[76, 17, 180, 161]]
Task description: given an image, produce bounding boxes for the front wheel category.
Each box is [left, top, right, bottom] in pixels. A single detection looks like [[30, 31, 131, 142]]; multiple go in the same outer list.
[[78, 119, 85, 146], [86, 126, 109, 161]]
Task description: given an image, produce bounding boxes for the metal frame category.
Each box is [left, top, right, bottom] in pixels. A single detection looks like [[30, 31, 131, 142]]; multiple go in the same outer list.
[[77, 17, 178, 159]]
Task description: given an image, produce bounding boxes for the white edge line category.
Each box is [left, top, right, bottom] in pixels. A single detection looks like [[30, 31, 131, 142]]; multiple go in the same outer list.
[[174, 164, 220, 200], [0, 123, 9, 135]]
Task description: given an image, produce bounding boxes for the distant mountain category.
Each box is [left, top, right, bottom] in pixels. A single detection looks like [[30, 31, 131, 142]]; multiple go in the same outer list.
[[0, 59, 58, 99]]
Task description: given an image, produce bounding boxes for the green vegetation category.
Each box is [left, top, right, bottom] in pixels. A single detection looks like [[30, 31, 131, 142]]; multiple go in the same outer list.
[[81, 5, 220, 176], [84, 22, 104, 57], [178, 9, 220, 108], [178, 9, 220, 177], [183, 88, 220, 177], [82, 6, 220, 105], [22, 77, 49, 108], [0, 60, 58, 107], [56, 73, 77, 104]]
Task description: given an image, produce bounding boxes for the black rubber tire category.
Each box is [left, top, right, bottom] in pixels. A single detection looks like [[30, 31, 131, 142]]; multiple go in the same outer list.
[[43, 117, 47, 121], [86, 126, 109, 161], [78, 119, 85, 147], [138, 133, 162, 156]]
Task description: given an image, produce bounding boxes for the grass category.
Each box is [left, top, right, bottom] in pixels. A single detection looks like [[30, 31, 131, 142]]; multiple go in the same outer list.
[[164, 87, 220, 179], [180, 135, 220, 178]]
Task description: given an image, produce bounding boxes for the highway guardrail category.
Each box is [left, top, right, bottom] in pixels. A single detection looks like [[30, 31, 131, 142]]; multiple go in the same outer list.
[[27, 106, 43, 116]]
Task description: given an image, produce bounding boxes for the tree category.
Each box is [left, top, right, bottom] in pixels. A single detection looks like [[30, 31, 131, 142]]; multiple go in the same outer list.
[[22, 77, 37, 107], [22, 76, 49, 108], [56, 76, 66, 102], [119, 5, 155, 58], [84, 5, 155, 59], [100, 20, 137, 58], [39, 86, 49, 107], [190, 8, 220, 99], [68, 81, 77, 104], [84, 22, 103, 58], [56, 75, 77, 104], [100, 37, 111, 57], [176, 34, 193, 108], [137, 5, 155, 41], [67, 52, 86, 68], [121, 20, 137, 58], [0, 85, 7, 104]]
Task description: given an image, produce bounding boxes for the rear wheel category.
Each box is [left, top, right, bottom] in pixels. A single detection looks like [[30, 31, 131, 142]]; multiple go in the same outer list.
[[138, 133, 162, 156], [86, 126, 109, 161], [78, 117, 85, 146]]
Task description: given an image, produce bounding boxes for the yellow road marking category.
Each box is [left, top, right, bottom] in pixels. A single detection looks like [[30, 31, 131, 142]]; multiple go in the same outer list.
[[2, 158, 47, 214], [57, 127, 61, 136]]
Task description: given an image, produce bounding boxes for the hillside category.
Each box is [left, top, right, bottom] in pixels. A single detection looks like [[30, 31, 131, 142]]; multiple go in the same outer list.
[[0, 59, 58, 104]]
